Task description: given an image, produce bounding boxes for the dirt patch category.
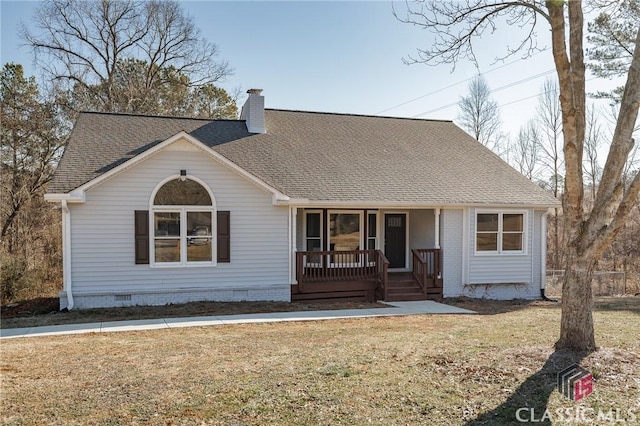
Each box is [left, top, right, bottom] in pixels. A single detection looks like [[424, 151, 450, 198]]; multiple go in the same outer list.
[[1, 298, 387, 329], [1, 297, 59, 318], [441, 296, 556, 314]]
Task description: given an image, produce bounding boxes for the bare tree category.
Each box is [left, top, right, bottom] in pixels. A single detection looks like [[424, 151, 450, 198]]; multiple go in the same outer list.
[[397, 1, 640, 351], [584, 105, 604, 202], [1, 64, 65, 245], [1, 63, 65, 301], [60, 58, 238, 118], [457, 75, 505, 154], [535, 78, 564, 269], [511, 120, 540, 180], [22, 0, 231, 114]]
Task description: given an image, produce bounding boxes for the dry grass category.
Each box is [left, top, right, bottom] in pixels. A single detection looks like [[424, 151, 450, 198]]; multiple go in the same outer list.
[[1, 297, 638, 425]]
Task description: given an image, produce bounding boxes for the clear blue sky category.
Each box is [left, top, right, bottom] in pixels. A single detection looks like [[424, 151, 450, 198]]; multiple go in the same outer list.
[[0, 1, 621, 138]]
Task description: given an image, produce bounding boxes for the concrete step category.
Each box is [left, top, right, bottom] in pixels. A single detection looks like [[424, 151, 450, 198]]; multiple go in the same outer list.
[[385, 293, 428, 302]]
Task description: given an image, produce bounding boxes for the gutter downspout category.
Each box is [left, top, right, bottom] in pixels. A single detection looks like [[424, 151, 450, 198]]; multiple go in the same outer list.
[[540, 212, 556, 302], [61, 200, 74, 310]]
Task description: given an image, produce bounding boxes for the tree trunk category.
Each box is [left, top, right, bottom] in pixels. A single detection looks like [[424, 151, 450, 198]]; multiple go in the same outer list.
[[553, 208, 559, 269], [557, 247, 597, 351]]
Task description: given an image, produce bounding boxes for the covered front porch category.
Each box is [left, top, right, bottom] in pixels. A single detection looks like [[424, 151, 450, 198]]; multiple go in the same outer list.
[[289, 208, 444, 302]]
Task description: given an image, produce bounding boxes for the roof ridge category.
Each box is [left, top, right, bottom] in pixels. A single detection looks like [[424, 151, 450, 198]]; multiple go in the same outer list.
[[77, 109, 453, 123], [265, 108, 453, 123], [78, 110, 242, 122]]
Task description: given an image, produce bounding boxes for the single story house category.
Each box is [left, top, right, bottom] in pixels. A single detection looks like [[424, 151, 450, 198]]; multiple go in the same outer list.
[[45, 89, 560, 309]]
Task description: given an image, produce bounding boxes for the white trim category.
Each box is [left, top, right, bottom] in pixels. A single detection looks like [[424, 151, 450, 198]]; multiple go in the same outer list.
[[462, 208, 469, 285], [382, 211, 410, 270], [541, 212, 549, 290], [366, 211, 379, 250], [44, 192, 85, 203], [61, 201, 74, 309], [303, 209, 323, 251], [149, 175, 217, 267], [148, 174, 217, 209], [473, 209, 528, 256], [52, 131, 289, 204], [274, 199, 560, 209], [434, 208, 441, 249], [290, 207, 297, 285]]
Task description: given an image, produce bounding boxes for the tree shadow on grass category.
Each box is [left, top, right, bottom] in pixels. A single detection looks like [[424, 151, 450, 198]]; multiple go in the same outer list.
[[465, 349, 589, 425], [593, 296, 640, 315], [443, 297, 558, 315]]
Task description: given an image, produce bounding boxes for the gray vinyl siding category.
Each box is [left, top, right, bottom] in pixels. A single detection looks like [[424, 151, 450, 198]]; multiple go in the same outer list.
[[467, 208, 534, 284], [408, 209, 435, 249], [68, 147, 289, 295], [463, 208, 545, 299], [441, 209, 464, 297], [441, 208, 545, 299]]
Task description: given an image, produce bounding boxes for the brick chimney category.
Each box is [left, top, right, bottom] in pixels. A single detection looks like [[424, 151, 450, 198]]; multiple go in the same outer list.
[[240, 89, 266, 134]]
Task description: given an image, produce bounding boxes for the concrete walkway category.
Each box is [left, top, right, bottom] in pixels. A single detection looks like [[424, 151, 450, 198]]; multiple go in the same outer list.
[[0, 300, 475, 340]]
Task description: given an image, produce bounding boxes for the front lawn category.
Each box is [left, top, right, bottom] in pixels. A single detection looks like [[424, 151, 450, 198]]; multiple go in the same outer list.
[[1, 297, 638, 425]]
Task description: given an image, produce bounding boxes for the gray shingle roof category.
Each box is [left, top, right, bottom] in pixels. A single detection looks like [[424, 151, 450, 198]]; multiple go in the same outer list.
[[48, 110, 559, 206]]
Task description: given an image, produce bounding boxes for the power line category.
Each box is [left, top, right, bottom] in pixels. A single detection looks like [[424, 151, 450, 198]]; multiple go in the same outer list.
[[412, 69, 556, 117], [376, 48, 550, 115], [497, 76, 599, 109]]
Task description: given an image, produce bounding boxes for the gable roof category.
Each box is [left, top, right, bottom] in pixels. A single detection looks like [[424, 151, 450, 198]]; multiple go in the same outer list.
[[48, 110, 559, 207]]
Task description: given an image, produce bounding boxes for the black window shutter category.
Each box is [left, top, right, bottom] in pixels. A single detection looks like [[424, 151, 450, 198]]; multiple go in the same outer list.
[[217, 211, 230, 262], [135, 210, 149, 264]]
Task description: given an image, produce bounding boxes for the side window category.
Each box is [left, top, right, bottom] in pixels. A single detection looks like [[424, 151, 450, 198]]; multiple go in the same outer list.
[[476, 212, 525, 254], [305, 212, 322, 251]]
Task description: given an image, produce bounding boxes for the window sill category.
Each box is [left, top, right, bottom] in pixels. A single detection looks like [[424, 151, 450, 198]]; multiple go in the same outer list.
[[473, 251, 527, 256], [150, 262, 217, 268]]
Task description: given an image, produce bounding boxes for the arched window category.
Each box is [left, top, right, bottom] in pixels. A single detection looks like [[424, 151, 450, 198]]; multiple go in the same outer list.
[[151, 177, 215, 266]]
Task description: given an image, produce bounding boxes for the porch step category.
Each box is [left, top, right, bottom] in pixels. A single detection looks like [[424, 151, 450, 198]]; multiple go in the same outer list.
[[385, 292, 429, 302], [384, 277, 443, 302]]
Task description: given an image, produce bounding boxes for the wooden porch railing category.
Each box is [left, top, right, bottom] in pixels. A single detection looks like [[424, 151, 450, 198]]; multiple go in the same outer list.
[[296, 249, 390, 298], [411, 248, 442, 296], [375, 249, 390, 301]]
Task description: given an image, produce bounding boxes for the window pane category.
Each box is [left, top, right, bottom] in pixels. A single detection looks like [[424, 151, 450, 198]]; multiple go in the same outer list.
[[187, 212, 212, 237], [155, 239, 180, 262], [306, 213, 321, 238], [503, 214, 524, 232], [367, 238, 376, 262], [330, 213, 360, 251], [155, 212, 180, 237], [187, 238, 212, 261], [503, 233, 523, 251], [477, 214, 499, 232], [154, 179, 211, 206], [368, 214, 377, 237], [477, 233, 498, 251], [186, 212, 212, 262], [306, 238, 321, 251]]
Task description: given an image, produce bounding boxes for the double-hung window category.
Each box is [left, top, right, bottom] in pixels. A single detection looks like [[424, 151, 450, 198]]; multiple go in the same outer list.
[[152, 178, 215, 266], [476, 211, 525, 254]]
